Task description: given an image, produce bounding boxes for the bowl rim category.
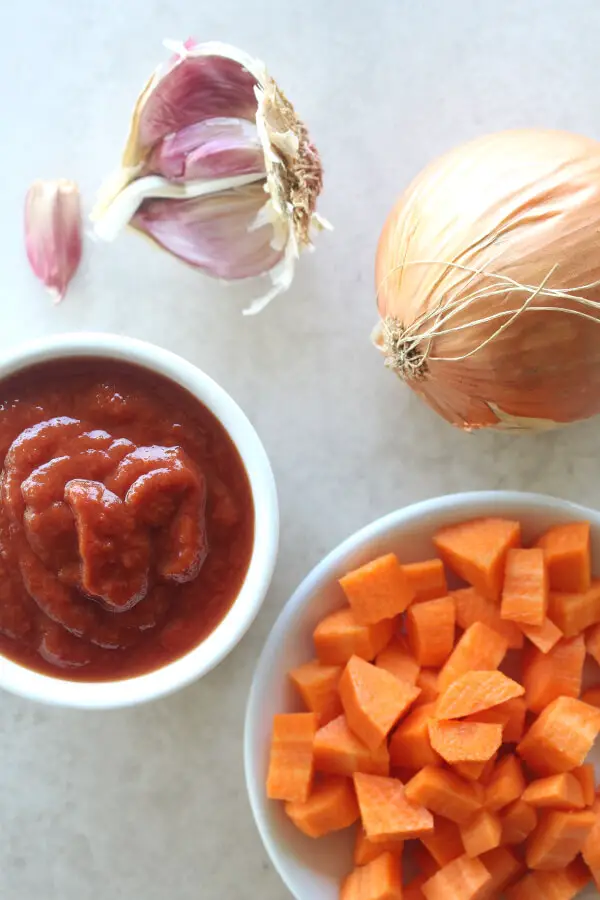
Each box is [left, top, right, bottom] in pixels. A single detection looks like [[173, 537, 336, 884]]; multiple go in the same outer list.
[[0, 331, 279, 709], [243, 490, 596, 900]]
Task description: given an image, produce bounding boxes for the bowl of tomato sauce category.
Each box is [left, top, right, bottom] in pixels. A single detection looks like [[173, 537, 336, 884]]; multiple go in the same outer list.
[[0, 332, 278, 708]]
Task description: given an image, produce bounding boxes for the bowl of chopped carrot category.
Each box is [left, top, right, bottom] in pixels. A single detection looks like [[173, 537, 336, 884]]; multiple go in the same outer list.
[[244, 491, 600, 900]]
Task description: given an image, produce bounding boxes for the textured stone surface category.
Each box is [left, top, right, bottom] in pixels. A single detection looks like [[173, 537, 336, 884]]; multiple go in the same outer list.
[[2, 0, 600, 897]]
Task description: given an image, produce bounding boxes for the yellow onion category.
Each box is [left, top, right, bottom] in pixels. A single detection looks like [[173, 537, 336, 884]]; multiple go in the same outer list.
[[374, 129, 600, 431]]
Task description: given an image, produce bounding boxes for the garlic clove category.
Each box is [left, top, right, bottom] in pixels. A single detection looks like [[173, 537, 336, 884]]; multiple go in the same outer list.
[[145, 118, 265, 182], [131, 182, 283, 280], [24, 179, 82, 303]]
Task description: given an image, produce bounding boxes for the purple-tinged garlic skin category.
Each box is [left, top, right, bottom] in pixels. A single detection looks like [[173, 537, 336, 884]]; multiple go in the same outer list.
[[25, 179, 82, 303]]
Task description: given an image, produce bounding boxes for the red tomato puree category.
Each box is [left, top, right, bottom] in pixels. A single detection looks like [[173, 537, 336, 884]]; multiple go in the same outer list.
[[0, 358, 254, 680]]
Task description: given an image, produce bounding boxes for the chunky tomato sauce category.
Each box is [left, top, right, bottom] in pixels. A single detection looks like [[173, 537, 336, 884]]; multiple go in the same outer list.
[[0, 358, 254, 680]]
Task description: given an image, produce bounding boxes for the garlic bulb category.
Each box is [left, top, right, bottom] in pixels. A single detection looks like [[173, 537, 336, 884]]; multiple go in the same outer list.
[[24, 179, 82, 303], [92, 40, 328, 313]]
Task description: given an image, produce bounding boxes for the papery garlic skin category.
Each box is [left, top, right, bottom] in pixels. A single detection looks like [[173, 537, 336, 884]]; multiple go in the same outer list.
[[25, 179, 82, 303], [92, 40, 328, 313]]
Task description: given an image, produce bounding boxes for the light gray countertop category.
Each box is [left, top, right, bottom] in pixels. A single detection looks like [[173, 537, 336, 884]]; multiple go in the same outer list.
[[2, 1, 600, 897]]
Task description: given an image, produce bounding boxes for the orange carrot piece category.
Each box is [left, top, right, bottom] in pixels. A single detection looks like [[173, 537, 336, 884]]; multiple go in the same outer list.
[[452, 586, 524, 650], [428, 720, 503, 764], [526, 808, 596, 870], [414, 844, 439, 879], [353, 828, 404, 867], [436, 670, 524, 720], [285, 774, 359, 838], [536, 522, 591, 593], [314, 608, 395, 665], [403, 559, 448, 603], [353, 773, 434, 841], [404, 875, 427, 900], [586, 622, 600, 666], [288, 659, 343, 725], [433, 517, 521, 602], [485, 754, 527, 812], [421, 816, 464, 866], [389, 704, 441, 770], [340, 656, 421, 750], [581, 685, 600, 707], [522, 636, 585, 714], [506, 858, 591, 900], [415, 670, 439, 705], [572, 764, 596, 806], [452, 759, 490, 783], [422, 854, 492, 900], [520, 617, 563, 654], [375, 636, 420, 686], [314, 715, 390, 777], [522, 773, 585, 810], [500, 548, 548, 627], [266, 712, 318, 802], [501, 800, 538, 845], [517, 695, 600, 774], [460, 809, 502, 858], [340, 851, 403, 900], [404, 766, 483, 825], [437, 623, 508, 693], [406, 597, 456, 668], [582, 797, 600, 890], [548, 581, 600, 637], [467, 697, 527, 743], [479, 847, 522, 896], [340, 554, 415, 625]]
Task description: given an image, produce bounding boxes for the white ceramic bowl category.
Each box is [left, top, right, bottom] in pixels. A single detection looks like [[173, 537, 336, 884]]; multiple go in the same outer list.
[[245, 491, 600, 900], [0, 332, 278, 709]]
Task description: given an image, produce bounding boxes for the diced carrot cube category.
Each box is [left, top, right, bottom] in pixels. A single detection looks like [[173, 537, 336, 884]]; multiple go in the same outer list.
[[406, 597, 456, 668], [460, 809, 502, 858], [403, 559, 448, 603], [414, 843, 439, 879], [582, 797, 600, 890], [586, 622, 600, 666], [375, 636, 420, 685], [522, 773, 585, 811], [485, 754, 527, 812], [437, 623, 508, 693], [339, 656, 420, 750], [548, 581, 600, 637], [266, 712, 317, 802], [525, 808, 595, 870], [518, 696, 600, 774], [436, 670, 524, 720], [433, 517, 521, 602], [389, 704, 441, 770], [288, 659, 343, 725], [314, 608, 394, 665], [415, 670, 439, 705], [581, 686, 600, 708], [452, 586, 524, 649], [314, 715, 390, 777], [520, 617, 563, 654], [572, 763, 596, 806], [285, 774, 359, 838], [522, 636, 585, 713], [501, 800, 538, 845], [340, 554, 414, 625], [404, 766, 483, 825], [506, 858, 591, 900], [479, 847, 522, 896], [422, 854, 492, 900], [353, 827, 404, 867], [452, 759, 490, 783], [467, 697, 527, 743], [536, 522, 591, 593], [501, 548, 548, 627], [340, 851, 403, 900], [428, 720, 503, 764], [420, 816, 464, 866], [353, 773, 434, 841]]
